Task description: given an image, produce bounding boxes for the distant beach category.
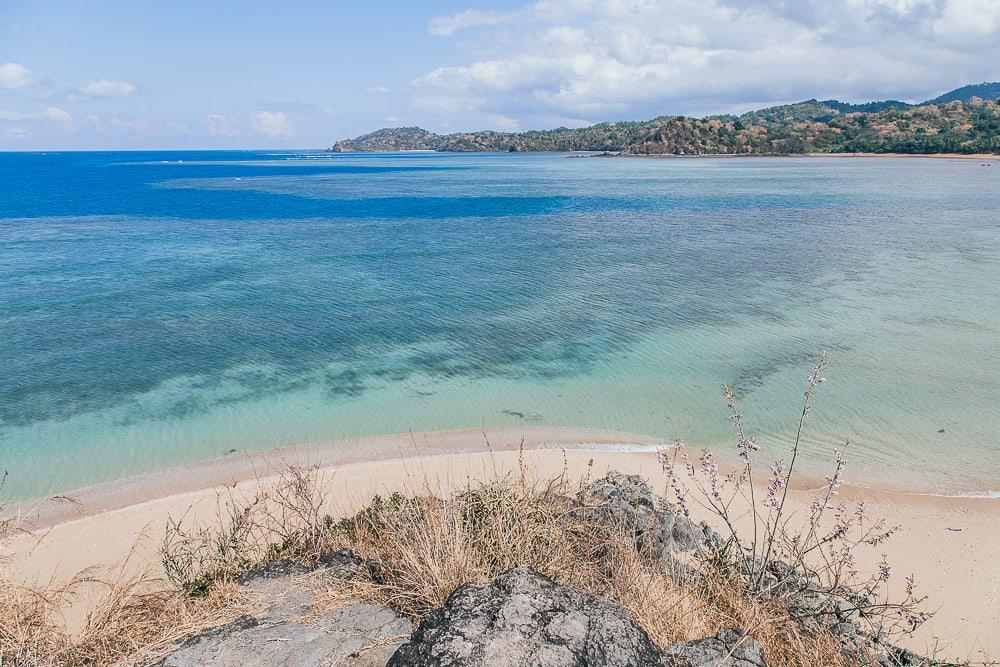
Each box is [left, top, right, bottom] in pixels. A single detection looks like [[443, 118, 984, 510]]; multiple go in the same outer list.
[[578, 151, 999, 160]]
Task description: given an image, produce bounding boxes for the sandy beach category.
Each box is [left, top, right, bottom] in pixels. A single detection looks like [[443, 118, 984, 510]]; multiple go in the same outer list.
[[597, 151, 1000, 160], [4, 427, 998, 663], [806, 152, 1000, 161]]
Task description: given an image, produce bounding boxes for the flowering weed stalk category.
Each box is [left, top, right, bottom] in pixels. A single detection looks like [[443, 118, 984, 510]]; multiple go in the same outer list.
[[659, 355, 929, 651]]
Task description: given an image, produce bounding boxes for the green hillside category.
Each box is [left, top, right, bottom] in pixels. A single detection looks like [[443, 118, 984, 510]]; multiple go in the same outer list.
[[329, 84, 1000, 155]]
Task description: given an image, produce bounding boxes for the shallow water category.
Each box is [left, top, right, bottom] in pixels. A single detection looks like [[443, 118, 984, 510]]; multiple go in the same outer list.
[[1, 151, 999, 499]]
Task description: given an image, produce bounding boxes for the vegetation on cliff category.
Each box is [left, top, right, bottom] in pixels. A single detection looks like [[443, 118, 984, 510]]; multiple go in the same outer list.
[[329, 85, 1000, 155]]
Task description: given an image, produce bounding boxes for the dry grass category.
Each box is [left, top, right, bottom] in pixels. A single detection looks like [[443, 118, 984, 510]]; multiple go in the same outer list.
[[160, 464, 333, 595], [0, 560, 249, 667], [316, 464, 862, 667], [0, 471, 260, 666]]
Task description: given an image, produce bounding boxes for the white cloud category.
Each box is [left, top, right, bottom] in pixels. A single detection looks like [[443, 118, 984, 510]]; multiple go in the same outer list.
[[0, 62, 34, 89], [428, 9, 517, 35], [932, 0, 1000, 38], [489, 114, 522, 131], [251, 110, 293, 137], [384, 115, 400, 123], [203, 113, 241, 136], [0, 105, 74, 140], [83, 115, 190, 136], [413, 0, 1000, 129], [41, 107, 73, 124], [71, 79, 139, 100], [1, 125, 32, 138], [0, 106, 73, 125], [366, 85, 391, 94]]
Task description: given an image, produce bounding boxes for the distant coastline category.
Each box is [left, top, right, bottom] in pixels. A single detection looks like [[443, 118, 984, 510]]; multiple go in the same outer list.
[[329, 85, 1000, 156], [570, 151, 1000, 160]]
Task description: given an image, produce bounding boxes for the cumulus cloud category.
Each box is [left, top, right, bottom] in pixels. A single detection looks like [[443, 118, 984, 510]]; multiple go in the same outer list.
[[39, 107, 73, 124], [0, 62, 34, 89], [0, 106, 74, 138], [1, 125, 32, 138], [251, 110, 293, 137], [366, 85, 391, 94], [203, 113, 241, 136], [932, 0, 1000, 38], [414, 0, 1000, 128], [0, 106, 72, 124], [428, 9, 517, 35], [70, 79, 139, 100], [83, 115, 190, 136]]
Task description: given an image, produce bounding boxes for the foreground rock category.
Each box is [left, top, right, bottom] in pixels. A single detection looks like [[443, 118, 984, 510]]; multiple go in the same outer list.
[[581, 471, 719, 564], [388, 567, 662, 667], [663, 628, 766, 667], [154, 604, 410, 667], [152, 550, 412, 667]]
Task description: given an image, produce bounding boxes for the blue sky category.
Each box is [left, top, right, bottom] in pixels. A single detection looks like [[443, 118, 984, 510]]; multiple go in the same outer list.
[[2, 0, 998, 150]]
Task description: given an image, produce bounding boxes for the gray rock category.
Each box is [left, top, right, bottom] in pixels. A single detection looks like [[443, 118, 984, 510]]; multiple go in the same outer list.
[[153, 602, 412, 667], [236, 558, 312, 585], [875, 646, 941, 666], [581, 471, 718, 564], [388, 567, 662, 666], [153, 549, 410, 666], [663, 628, 766, 667], [318, 547, 367, 579]]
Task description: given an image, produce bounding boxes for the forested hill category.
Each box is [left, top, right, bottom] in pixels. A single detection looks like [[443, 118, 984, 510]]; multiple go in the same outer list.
[[329, 89, 1000, 156]]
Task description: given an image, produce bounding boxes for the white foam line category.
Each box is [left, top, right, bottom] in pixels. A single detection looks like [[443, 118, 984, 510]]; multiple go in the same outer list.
[[927, 490, 1000, 499], [534, 444, 1000, 498], [536, 441, 670, 453]]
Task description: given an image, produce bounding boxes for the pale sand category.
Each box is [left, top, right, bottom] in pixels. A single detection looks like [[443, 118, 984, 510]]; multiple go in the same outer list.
[[806, 152, 1000, 160], [3, 427, 998, 662], [611, 152, 999, 161]]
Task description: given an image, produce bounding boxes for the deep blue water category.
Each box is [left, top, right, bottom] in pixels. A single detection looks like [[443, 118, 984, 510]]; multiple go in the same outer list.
[[2, 150, 1000, 498]]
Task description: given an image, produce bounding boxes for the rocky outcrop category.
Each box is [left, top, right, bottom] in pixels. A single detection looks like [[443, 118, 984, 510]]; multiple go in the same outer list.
[[581, 471, 719, 565], [153, 469, 934, 667], [154, 604, 410, 667], [152, 549, 412, 667], [875, 646, 943, 666], [388, 567, 662, 667], [663, 628, 766, 667]]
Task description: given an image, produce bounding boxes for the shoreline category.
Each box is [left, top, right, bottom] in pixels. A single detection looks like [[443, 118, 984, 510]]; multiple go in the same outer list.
[[13, 425, 1000, 531], [574, 151, 1000, 160], [3, 427, 998, 661], [14, 426, 663, 530]]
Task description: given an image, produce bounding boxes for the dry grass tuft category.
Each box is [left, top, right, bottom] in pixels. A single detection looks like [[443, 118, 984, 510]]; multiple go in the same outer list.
[[0, 560, 249, 667], [160, 464, 333, 595], [0, 568, 70, 665]]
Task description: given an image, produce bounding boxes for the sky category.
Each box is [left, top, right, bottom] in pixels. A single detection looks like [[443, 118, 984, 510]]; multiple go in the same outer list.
[[1, 0, 998, 150]]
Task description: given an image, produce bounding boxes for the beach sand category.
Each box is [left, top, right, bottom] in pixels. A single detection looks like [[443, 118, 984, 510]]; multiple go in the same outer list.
[[805, 152, 1000, 160], [4, 427, 997, 662]]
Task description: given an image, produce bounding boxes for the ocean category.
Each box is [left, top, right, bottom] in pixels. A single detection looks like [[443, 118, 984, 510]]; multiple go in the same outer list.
[[2, 150, 999, 499]]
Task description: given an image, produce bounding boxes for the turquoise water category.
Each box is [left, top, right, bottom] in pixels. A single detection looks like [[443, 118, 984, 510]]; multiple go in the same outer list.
[[2, 151, 999, 499]]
